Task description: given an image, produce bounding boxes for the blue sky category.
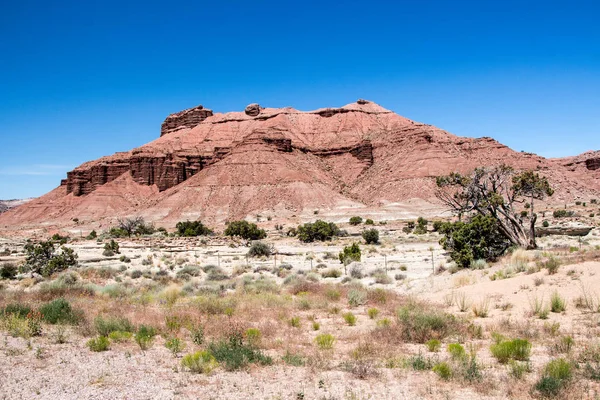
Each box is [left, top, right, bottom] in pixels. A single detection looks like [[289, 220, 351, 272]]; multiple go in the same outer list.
[[1, 0, 599, 198]]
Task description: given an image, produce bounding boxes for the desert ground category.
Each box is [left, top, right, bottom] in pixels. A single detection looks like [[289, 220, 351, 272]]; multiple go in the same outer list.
[[1, 206, 600, 400]]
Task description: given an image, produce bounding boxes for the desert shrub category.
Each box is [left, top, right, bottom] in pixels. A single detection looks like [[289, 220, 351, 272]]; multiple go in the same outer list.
[[544, 256, 561, 274], [119, 255, 131, 263], [23, 240, 78, 277], [0, 263, 17, 280], [362, 229, 379, 244], [367, 308, 379, 319], [289, 316, 301, 328], [397, 304, 458, 343], [108, 227, 128, 238], [224, 220, 266, 240], [196, 295, 236, 315], [87, 336, 110, 352], [433, 362, 452, 380], [339, 243, 361, 265], [165, 337, 185, 356], [438, 215, 511, 269], [2, 303, 32, 318], [181, 350, 218, 374], [372, 270, 392, 284], [247, 241, 272, 257], [130, 270, 143, 279], [490, 338, 531, 363], [365, 218, 374, 225], [102, 249, 114, 257], [85, 230, 97, 240], [39, 298, 81, 325], [296, 220, 341, 242], [414, 217, 428, 235], [550, 291, 567, 313], [553, 209, 574, 218], [189, 324, 205, 346], [205, 266, 229, 281], [282, 351, 306, 366], [343, 312, 357, 326], [321, 268, 341, 278], [207, 331, 272, 371], [426, 339, 441, 352], [315, 333, 335, 349], [347, 289, 367, 307], [542, 220, 550, 227], [108, 331, 132, 342], [176, 220, 213, 237], [349, 216, 363, 225], [447, 343, 466, 360], [94, 316, 134, 336], [135, 325, 157, 350], [245, 328, 261, 347], [349, 264, 364, 279], [535, 358, 572, 398], [104, 239, 120, 254]]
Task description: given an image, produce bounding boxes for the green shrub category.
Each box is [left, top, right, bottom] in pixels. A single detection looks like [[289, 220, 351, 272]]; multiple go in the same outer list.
[[181, 350, 218, 374], [94, 316, 134, 336], [190, 324, 205, 345], [282, 351, 305, 366], [165, 337, 185, 356], [397, 305, 458, 343], [362, 229, 379, 244], [414, 217, 428, 234], [224, 221, 266, 240], [339, 243, 361, 265], [85, 230, 97, 240], [426, 339, 441, 352], [315, 334, 335, 349], [0, 263, 17, 280], [104, 239, 120, 254], [207, 331, 272, 371], [108, 331, 132, 342], [433, 362, 452, 380], [343, 312, 357, 326], [544, 256, 561, 275], [176, 220, 213, 237], [553, 209, 574, 218], [542, 220, 550, 227], [447, 343, 466, 360], [438, 215, 511, 269], [135, 325, 157, 350], [289, 316, 301, 328], [408, 353, 434, 370], [349, 216, 363, 226], [2, 303, 32, 318], [367, 308, 379, 319], [550, 291, 567, 313], [247, 241, 272, 257], [365, 219, 374, 225], [296, 220, 341, 242], [87, 336, 110, 352], [535, 358, 572, 397], [490, 338, 531, 363], [245, 328, 261, 347], [23, 240, 78, 277], [39, 298, 80, 324]]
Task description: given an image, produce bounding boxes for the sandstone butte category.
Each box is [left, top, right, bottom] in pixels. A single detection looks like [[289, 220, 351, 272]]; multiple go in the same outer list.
[[1, 100, 599, 230]]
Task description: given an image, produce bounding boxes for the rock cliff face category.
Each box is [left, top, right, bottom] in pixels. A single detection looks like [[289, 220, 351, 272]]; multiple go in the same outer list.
[[160, 105, 213, 137], [2, 100, 599, 227]]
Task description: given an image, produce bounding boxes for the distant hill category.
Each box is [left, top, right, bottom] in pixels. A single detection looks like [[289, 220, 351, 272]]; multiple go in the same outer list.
[[0, 198, 33, 213], [1, 99, 598, 228]]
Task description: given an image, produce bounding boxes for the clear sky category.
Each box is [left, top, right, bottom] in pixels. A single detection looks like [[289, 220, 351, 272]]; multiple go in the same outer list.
[[1, 0, 599, 199]]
